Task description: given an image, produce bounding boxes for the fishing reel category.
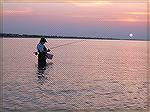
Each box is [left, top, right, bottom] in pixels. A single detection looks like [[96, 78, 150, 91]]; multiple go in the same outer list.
[[34, 52, 38, 55]]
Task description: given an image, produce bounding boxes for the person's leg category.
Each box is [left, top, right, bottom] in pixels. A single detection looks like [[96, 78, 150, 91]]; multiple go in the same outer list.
[[38, 54, 44, 69], [44, 57, 47, 67]]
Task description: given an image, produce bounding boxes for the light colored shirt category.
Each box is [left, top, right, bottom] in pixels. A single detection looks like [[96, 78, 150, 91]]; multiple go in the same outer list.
[[37, 43, 45, 52]]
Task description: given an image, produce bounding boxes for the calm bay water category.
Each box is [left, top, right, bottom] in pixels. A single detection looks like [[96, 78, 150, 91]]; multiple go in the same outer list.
[[2, 38, 148, 112]]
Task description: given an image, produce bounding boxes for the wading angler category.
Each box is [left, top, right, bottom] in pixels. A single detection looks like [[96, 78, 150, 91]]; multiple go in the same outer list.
[[37, 37, 51, 70]]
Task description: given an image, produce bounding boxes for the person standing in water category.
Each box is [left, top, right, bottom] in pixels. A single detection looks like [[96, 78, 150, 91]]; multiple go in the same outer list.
[[37, 37, 50, 70]]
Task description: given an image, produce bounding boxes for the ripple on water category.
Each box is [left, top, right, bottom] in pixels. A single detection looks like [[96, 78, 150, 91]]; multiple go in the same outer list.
[[3, 39, 148, 111]]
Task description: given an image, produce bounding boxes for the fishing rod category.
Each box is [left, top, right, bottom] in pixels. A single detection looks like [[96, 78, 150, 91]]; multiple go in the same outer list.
[[33, 39, 86, 55], [49, 39, 86, 50]]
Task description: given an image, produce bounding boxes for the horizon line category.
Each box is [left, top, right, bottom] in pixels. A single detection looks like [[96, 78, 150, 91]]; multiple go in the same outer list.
[[0, 33, 148, 41]]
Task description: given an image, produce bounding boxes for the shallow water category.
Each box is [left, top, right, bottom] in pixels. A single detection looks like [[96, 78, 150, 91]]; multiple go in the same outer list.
[[2, 38, 148, 111]]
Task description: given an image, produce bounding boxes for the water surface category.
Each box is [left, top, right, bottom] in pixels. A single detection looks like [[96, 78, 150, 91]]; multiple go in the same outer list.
[[2, 38, 148, 111]]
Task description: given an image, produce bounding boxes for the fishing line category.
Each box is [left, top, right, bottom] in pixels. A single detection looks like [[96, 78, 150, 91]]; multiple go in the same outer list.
[[49, 39, 86, 50]]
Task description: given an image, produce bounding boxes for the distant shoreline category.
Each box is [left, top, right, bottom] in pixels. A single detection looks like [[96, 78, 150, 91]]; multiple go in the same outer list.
[[0, 33, 147, 41]]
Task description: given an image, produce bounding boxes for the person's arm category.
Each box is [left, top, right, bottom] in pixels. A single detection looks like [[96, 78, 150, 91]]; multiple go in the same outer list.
[[47, 49, 50, 52], [43, 46, 50, 53]]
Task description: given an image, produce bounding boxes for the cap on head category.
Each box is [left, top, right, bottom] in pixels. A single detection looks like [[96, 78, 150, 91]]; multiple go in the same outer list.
[[40, 37, 47, 43]]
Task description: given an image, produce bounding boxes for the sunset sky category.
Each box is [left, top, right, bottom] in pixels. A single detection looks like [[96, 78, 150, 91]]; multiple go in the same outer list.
[[2, 1, 148, 39]]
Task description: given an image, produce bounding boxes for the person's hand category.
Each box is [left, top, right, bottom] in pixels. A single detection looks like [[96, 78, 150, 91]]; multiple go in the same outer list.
[[47, 49, 50, 52]]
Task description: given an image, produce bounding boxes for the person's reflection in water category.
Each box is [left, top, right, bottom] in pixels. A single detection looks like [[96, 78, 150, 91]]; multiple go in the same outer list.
[[37, 68, 47, 85], [36, 62, 53, 85]]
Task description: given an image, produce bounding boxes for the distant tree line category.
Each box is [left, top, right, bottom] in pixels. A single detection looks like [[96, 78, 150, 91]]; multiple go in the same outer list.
[[0, 33, 119, 40], [0, 33, 46, 38]]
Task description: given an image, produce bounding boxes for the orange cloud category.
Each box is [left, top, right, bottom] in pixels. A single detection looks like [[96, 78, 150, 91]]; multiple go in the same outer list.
[[3, 8, 33, 15], [128, 12, 149, 15], [101, 18, 147, 23], [68, 1, 112, 7], [116, 18, 147, 22], [2, 0, 148, 3], [71, 14, 147, 23]]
